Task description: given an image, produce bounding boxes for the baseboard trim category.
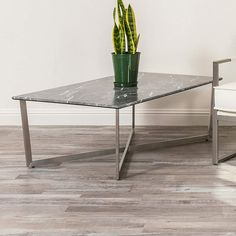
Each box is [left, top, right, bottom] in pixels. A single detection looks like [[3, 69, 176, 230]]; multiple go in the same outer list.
[[0, 108, 210, 126]]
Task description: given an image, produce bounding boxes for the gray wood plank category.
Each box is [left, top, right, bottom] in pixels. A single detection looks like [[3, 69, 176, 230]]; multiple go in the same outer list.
[[0, 126, 236, 235]]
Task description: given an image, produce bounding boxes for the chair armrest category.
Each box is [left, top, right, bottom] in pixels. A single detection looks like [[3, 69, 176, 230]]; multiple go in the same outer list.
[[212, 58, 235, 87], [213, 57, 236, 64]]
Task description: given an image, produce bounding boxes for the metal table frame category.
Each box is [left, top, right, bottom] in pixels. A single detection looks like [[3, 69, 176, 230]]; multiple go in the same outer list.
[[19, 80, 214, 180]]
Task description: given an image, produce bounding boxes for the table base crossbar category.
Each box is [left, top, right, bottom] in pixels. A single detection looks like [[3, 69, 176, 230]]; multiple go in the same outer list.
[[218, 153, 236, 163]]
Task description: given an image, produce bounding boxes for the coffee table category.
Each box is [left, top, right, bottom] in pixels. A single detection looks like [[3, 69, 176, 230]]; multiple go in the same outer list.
[[13, 72, 214, 180]]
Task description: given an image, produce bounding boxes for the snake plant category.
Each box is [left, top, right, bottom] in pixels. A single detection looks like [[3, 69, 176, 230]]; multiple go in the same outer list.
[[113, 0, 140, 54]]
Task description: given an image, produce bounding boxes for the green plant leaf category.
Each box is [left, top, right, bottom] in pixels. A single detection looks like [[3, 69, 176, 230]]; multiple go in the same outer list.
[[135, 34, 140, 52], [118, 0, 126, 16], [112, 8, 121, 54], [119, 26, 126, 54], [127, 5, 138, 46], [125, 9, 135, 54], [113, 7, 116, 24], [113, 24, 121, 54], [117, 0, 125, 53], [117, 1, 123, 26]]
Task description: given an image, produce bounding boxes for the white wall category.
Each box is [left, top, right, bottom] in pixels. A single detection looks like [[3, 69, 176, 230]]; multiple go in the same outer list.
[[1, 0, 236, 125]]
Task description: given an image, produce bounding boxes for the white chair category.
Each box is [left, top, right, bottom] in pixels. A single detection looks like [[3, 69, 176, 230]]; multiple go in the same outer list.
[[212, 57, 236, 164]]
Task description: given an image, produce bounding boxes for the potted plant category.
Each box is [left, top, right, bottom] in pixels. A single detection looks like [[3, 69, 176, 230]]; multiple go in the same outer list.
[[112, 0, 140, 87]]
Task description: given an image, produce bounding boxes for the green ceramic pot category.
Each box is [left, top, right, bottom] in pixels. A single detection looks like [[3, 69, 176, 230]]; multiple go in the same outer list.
[[112, 52, 141, 87]]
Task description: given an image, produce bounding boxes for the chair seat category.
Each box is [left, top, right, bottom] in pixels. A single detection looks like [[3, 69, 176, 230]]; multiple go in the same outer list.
[[218, 110, 236, 117], [215, 82, 236, 112]]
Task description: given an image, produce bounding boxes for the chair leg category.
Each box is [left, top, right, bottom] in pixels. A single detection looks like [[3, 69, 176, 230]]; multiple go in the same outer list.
[[207, 81, 214, 141], [212, 110, 219, 165]]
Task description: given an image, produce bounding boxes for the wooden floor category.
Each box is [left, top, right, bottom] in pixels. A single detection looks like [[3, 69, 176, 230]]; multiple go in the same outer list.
[[1, 126, 236, 236]]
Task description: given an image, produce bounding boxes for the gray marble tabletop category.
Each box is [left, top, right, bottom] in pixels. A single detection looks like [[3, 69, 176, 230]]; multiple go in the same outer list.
[[13, 72, 213, 109]]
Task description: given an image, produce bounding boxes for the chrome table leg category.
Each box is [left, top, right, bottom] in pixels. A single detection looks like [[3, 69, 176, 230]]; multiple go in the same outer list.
[[132, 105, 135, 130], [115, 106, 135, 180], [115, 109, 120, 180], [20, 101, 33, 168]]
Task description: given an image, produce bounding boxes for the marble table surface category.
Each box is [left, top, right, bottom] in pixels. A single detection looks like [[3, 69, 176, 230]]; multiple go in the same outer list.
[[13, 72, 213, 109]]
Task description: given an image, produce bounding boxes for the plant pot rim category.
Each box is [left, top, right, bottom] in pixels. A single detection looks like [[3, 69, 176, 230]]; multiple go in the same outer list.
[[112, 52, 141, 56]]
